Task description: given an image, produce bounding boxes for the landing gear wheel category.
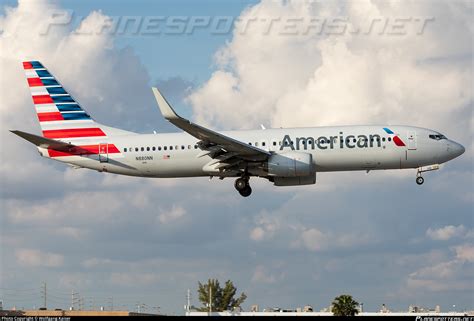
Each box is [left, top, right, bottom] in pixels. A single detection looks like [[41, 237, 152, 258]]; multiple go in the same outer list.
[[234, 177, 248, 191], [235, 176, 251, 197], [239, 185, 252, 197], [416, 176, 424, 185]]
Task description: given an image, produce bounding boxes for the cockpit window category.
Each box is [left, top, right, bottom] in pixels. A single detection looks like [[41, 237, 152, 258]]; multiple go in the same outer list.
[[429, 134, 447, 140]]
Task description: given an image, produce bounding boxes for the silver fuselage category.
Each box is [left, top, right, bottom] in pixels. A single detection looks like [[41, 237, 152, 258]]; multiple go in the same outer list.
[[39, 125, 465, 178]]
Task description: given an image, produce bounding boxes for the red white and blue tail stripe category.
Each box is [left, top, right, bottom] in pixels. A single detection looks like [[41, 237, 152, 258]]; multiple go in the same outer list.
[[22, 61, 134, 159], [23, 60, 107, 140]]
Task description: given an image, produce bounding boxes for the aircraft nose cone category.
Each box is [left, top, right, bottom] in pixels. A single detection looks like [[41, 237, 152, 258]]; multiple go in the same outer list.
[[451, 142, 465, 158]]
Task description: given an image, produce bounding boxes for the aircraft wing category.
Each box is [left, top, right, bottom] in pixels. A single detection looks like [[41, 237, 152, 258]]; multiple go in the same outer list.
[[152, 87, 270, 164]]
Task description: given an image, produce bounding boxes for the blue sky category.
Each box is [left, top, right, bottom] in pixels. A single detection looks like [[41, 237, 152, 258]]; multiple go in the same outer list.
[[61, 0, 257, 81], [0, 0, 473, 316]]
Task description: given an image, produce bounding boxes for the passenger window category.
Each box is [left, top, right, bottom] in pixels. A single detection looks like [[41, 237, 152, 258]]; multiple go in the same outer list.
[[135, 147, 139, 152], [152, 147, 156, 151], [382, 137, 386, 142], [255, 142, 259, 146], [124, 148, 127, 152], [164, 146, 167, 151], [175, 145, 178, 150], [388, 137, 392, 142], [141, 147, 144, 151], [170, 146, 173, 150], [158, 146, 162, 151], [181, 145, 185, 150], [146, 147, 150, 151], [262, 142, 266, 147], [188, 145, 191, 149], [273, 141, 277, 146], [194, 145, 198, 149], [353, 138, 356, 143], [248, 142, 252, 145]]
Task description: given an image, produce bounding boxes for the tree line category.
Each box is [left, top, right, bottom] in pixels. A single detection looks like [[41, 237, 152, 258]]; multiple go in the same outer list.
[[194, 278, 359, 316]]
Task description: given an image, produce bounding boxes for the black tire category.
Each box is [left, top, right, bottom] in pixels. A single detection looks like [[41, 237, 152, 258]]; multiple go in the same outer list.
[[416, 176, 424, 185], [234, 177, 247, 191], [239, 186, 252, 197]]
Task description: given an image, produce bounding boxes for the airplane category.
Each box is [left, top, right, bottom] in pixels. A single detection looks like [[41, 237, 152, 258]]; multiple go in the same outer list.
[[12, 61, 465, 197]]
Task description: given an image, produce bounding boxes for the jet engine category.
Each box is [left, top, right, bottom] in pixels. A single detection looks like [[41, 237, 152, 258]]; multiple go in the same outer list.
[[266, 152, 316, 186]]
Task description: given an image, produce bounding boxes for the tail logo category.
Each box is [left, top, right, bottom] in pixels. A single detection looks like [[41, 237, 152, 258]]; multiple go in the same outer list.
[[23, 61, 104, 140]]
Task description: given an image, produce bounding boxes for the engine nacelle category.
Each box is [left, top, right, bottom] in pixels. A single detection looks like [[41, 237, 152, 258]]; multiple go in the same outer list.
[[267, 152, 314, 177], [272, 175, 316, 186]]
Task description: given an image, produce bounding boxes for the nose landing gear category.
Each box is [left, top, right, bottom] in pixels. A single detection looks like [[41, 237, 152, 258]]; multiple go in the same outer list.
[[235, 176, 252, 197], [415, 164, 440, 186], [416, 176, 424, 185]]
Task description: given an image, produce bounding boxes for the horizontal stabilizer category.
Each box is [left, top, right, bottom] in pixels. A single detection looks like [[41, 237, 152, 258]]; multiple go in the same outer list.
[[10, 130, 75, 151]]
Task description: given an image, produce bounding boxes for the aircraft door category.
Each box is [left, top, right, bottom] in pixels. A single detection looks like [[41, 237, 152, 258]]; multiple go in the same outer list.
[[99, 143, 108, 163], [407, 131, 417, 150]]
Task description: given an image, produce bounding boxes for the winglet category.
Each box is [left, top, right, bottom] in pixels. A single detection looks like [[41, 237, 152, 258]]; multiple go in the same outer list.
[[152, 87, 179, 120]]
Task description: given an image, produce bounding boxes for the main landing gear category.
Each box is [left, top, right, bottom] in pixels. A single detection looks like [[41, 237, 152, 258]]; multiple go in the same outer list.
[[235, 176, 252, 197]]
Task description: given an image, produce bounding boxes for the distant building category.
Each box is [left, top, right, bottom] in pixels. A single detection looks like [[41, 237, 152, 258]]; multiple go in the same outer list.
[[380, 304, 390, 313], [303, 305, 313, 312]]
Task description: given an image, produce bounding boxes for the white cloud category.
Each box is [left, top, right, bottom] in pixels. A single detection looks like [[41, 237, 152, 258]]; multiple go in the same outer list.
[[292, 226, 372, 252], [55, 227, 86, 240], [15, 248, 64, 267], [466, 229, 474, 239], [405, 243, 474, 293], [426, 225, 466, 241], [249, 197, 374, 252], [82, 258, 115, 269], [410, 260, 459, 279], [406, 277, 471, 292], [108, 272, 160, 286], [251, 265, 277, 284], [0, 0, 166, 207], [6, 191, 123, 225], [454, 243, 474, 262], [300, 228, 328, 251], [158, 205, 186, 224], [188, 0, 472, 152], [249, 227, 265, 241], [249, 212, 281, 242], [58, 273, 95, 289]]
